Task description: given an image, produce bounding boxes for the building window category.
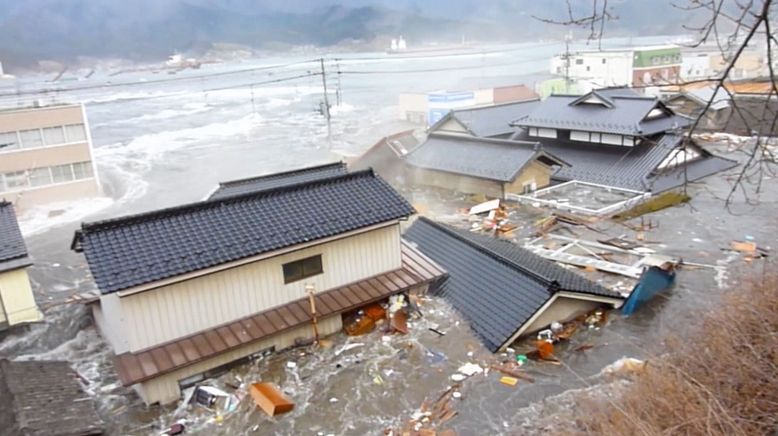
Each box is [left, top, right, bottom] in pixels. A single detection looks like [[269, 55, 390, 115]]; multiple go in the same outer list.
[[29, 168, 52, 187], [282, 255, 323, 284], [42, 126, 66, 145], [3, 171, 27, 189], [72, 162, 93, 179], [0, 132, 19, 151], [575, 59, 584, 65], [19, 129, 43, 148], [64, 124, 87, 142], [50, 164, 75, 183]]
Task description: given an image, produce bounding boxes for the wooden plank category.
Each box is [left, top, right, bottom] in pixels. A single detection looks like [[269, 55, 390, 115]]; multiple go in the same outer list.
[[250, 382, 295, 416]]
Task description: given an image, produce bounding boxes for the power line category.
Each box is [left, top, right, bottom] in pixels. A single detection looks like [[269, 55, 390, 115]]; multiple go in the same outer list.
[[336, 57, 551, 75]]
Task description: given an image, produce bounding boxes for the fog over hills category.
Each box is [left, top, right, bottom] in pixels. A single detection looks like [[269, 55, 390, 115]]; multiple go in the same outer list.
[[0, 0, 703, 69]]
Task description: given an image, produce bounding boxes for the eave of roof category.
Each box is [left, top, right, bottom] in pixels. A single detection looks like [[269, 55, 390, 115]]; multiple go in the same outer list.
[[208, 161, 348, 200]]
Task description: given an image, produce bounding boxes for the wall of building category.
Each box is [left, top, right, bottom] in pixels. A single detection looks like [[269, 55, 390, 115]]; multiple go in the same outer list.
[[550, 52, 633, 88], [135, 314, 343, 405], [0, 104, 100, 213], [398, 93, 429, 124], [411, 168, 503, 198], [104, 224, 402, 353], [0, 267, 42, 327], [522, 297, 602, 338], [503, 161, 553, 194]]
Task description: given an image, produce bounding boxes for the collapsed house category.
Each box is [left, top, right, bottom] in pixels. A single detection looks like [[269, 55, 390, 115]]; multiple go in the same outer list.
[[0, 359, 103, 435], [0, 201, 43, 331], [404, 217, 623, 352], [509, 88, 737, 193], [404, 133, 568, 198], [663, 87, 731, 130], [72, 169, 444, 405], [349, 130, 418, 185]]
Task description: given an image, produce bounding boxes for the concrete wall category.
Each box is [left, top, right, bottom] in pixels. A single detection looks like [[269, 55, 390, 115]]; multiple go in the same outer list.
[[504, 161, 553, 195], [0, 267, 42, 328], [99, 224, 402, 353], [134, 314, 343, 405]]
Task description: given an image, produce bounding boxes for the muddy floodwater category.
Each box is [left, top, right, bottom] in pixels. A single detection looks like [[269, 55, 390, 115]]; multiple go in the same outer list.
[[0, 39, 776, 435]]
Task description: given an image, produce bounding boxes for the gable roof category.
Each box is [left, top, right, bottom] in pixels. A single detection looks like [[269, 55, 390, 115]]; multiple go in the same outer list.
[[428, 99, 540, 138], [513, 90, 690, 136], [73, 170, 415, 294], [208, 162, 348, 200], [0, 360, 103, 436], [0, 202, 31, 273], [403, 217, 619, 352], [511, 132, 738, 192], [667, 87, 731, 111], [405, 133, 567, 183]]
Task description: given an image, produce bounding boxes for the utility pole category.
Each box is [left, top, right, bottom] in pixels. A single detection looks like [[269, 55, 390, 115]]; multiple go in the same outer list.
[[319, 58, 331, 141]]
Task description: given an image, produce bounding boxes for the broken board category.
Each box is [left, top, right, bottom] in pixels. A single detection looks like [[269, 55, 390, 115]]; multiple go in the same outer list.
[[250, 383, 294, 417]]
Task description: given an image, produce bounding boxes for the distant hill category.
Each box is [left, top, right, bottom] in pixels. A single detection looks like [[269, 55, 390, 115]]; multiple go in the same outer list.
[[0, 0, 703, 71]]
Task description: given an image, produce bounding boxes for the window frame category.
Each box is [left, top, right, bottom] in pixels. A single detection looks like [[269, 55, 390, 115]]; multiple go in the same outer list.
[[282, 254, 323, 284]]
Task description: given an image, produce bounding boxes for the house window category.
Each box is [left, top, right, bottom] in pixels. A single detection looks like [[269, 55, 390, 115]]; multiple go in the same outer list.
[[536, 128, 557, 139], [72, 162, 94, 180], [29, 168, 52, 187], [50, 164, 74, 183], [3, 171, 28, 189], [42, 126, 66, 145], [0, 132, 19, 151], [601, 133, 623, 145], [528, 127, 538, 136], [283, 255, 323, 284]]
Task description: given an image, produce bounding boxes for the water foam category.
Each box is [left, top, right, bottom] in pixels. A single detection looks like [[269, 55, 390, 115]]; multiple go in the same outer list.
[[18, 196, 114, 237]]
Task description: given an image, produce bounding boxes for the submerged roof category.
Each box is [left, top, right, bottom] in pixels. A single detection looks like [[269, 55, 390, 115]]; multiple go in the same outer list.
[[208, 162, 348, 200], [513, 89, 690, 136], [404, 217, 618, 352], [430, 99, 540, 137], [405, 133, 566, 182], [668, 87, 731, 111], [73, 170, 415, 294], [511, 132, 737, 192], [0, 202, 31, 272], [0, 360, 103, 436]]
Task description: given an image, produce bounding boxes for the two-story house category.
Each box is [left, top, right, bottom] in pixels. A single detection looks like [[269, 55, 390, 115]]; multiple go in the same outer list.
[[0, 201, 42, 331], [72, 168, 444, 405], [510, 88, 737, 193]]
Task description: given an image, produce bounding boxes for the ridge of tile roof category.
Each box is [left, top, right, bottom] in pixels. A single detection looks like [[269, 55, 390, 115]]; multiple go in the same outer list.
[[208, 161, 348, 200], [74, 169, 416, 294]]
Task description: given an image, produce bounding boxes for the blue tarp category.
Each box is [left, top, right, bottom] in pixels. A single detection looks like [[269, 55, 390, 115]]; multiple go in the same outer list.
[[622, 266, 676, 315]]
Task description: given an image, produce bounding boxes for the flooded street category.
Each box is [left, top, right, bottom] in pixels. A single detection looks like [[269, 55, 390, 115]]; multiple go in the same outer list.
[[0, 39, 776, 435]]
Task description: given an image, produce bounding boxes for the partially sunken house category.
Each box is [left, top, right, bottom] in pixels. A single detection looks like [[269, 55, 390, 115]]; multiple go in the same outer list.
[[427, 99, 540, 139], [0, 359, 103, 435], [404, 217, 623, 352], [510, 88, 737, 192], [72, 169, 444, 405], [404, 133, 568, 198], [0, 201, 42, 331]]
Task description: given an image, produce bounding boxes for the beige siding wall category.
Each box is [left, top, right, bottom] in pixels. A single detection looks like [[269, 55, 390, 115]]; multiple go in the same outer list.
[[504, 161, 553, 195], [0, 267, 42, 326], [0, 105, 84, 131], [523, 297, 602, 336], [135, 314, 343, 405], [110, 225, 402, 353], [411, 168, 503, 198]]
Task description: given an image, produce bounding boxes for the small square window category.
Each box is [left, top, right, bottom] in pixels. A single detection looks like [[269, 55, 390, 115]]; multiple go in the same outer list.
[[64, 124, 87, 142], [19, 129, 43, 148], [42, 126, 65, 145], [282, 255, 323, 284]]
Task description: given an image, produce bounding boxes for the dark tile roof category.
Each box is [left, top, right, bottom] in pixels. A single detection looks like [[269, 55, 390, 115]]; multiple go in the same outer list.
[[513, 90, 690, 136], [650, 153, 738, 192], [208, 162, 348, 200], [114, 242, 446, 386], [512, 131, 736, 192], [403, 217, 619, 352], [405, 133, 565, 182], [0, 201, 31, 273], [73, 170, 415, 294], [431, 99, 540, 138], [0, 359, 103, 436]]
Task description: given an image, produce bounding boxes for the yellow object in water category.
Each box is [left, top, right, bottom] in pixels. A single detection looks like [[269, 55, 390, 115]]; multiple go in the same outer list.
[[499, 376, 519, 387]]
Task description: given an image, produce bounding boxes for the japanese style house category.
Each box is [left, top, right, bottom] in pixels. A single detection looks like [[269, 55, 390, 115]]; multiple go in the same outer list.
[[72, 168, 444, 405], [0, 201, 42, 331]]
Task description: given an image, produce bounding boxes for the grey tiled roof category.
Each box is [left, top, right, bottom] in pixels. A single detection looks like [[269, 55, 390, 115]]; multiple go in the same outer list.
[[0, 202, 31, 272], [73, 170, 415, 294], [514, 91, 690, 136], [404, 217, 618, 352], [0, 360, 103, 436], [525, 132, 737, 192], [208, 162, 347, 200], [434, 99, 540, 137], [405, 133, 563, 182], [650, 153, 738, 192]]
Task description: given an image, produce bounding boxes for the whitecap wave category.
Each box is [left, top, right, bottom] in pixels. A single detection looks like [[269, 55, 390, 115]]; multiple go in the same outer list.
[[18, 195, 114, 237]]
